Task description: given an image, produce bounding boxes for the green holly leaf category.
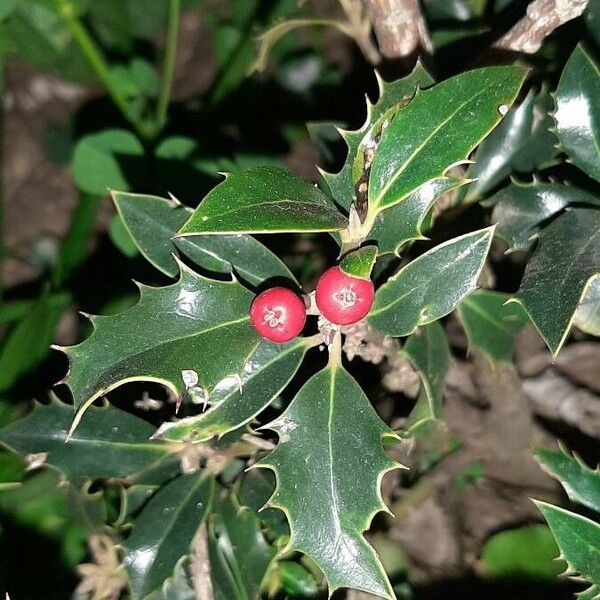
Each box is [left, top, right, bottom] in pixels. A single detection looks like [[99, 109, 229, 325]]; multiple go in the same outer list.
[[124, 473, 215, 600], [462, 90, 557, 202], [535, 501, 600, 598], [555, 45, 600, 183], [369, 177, 467, 255], [515, 208, 600, 355], [403, 321, 450, 425], [535, 448, 600, 514], [208, 493, 276, 599], [112, 191, 296, 286], [575, 276, 600, 336], [72, 129, 145, 196], [256, 362, 398, 599], [457, 290, 529, 362], [340, 245, 378, 279], [0, 399, 170, 487], [154, 337, 310, 443], [368, 66, 526, 216], [484, 182, 600, 252], [368, 227, 494, 336], [321, 63, 435, 211], [178, 167, 347, 236], [59, 263, 258, 433]]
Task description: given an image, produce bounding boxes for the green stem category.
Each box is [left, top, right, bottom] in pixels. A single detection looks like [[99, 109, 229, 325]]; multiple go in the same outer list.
[[56, 0, 150, 138], [155, 0, 181, 132], [0, 54, 4, 299]]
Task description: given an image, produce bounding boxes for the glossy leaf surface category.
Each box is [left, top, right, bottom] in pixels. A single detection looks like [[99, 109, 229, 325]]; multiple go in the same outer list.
[[575, 276, 600, 336], [0, 400, 169, 487], [257, 364, 398, 598], [516, 208, 600, 354], [340, 245, 378, 279], [113, 191, 295, 286], [178, 167, 347, 235], [369, 228, 494, 336], [536, 502, 600, 597], [555, 45, 600, 183], [536, 448, 600, 513], [485, 182, 600, 252], [154, 337, 309, 443], [463, 90, 557, 202], [403, 321, 450, 423], [124, 473, 214, 600], [369, 177, 466, 255], [457, 290, 529, 362], [61, 264, 258, 429], [369, 66, 526, 214]]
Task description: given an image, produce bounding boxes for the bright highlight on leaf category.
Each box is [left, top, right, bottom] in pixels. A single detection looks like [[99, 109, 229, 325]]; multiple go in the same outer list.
[[256, 364, 400, 599], [59, 262, 258, 434], [178, 166, 347, 236], [516, 208, 600, 355], [369, 227, 494, 336]]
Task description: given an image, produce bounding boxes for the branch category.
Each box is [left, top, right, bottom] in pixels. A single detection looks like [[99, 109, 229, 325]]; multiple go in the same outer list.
[[361, 0, 432, 59], [339, 0, 381, 64], [493, 0, 589, 54], [191, 525, 214, 600]]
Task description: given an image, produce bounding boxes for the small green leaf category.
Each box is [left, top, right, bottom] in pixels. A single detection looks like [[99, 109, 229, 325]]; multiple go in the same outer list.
[[535, 448, 600, 513], [124, 473, 214, 600], [481, 525, 563, 581], [516, 208, 600, 354], [368, 66, 526, 215], [462, 90, 557, 202], [0, 292, 71, 392], [457, 290, 529, 362], [484, 181, 600, 252], [208, 494, 276, 599], [403, 321, 450, 424], [369, 228, 494, 336], [340, 245, 378, 279], [369, 177, 467, 255], [535, 501, 600, 593], [0, 400, 170, 487], [256, 364, 398, 599], [575, 276, 600, 336], [60, 263, 258, 431], [555, 45, 600, 183], [178, 167, 347, 236], [113, 191, 295, 286], [72, 129, 144, 196], [154, 337, 309, 443]]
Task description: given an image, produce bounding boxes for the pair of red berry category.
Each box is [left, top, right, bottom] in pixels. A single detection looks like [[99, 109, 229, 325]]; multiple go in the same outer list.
[[250, 266, 375, 343]]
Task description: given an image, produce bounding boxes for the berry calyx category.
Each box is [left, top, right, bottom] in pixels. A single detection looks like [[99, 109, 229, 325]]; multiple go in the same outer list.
[[250, 287, 306, 343], [315, 266, 375, 325]]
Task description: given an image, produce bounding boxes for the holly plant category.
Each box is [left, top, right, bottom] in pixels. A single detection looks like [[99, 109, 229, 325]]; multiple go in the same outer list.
[[0, 45, 599, 599]]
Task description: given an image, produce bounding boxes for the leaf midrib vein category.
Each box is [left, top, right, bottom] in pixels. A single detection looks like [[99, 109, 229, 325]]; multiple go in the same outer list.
[[372, 82, 496, 208]]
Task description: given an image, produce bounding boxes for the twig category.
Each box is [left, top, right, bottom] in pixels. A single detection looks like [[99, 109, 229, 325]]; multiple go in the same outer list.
[[56, 0, 151, 139], [339, 0, 381, 64], [493, 0, 589, 53], [191, 525, 214, 600], [155, 0, 181, 132], [361, 0, 432, 59]]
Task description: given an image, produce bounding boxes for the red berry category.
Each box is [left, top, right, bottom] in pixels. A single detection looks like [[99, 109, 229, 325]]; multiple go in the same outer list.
[[315, 266, 375, 325], [250, 287, 306, 343]]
